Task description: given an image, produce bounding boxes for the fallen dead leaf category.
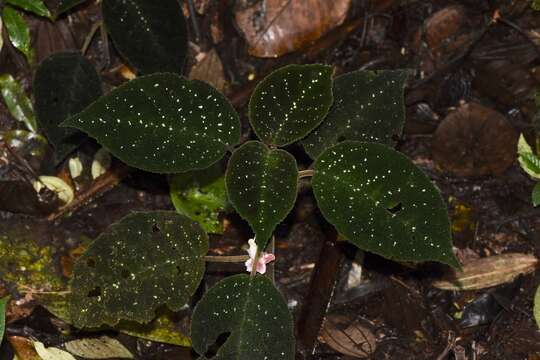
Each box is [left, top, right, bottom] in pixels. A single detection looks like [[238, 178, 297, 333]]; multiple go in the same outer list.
[[188, 49, 227, 93], [319, 314, 376, 358], [235, 0, 351, 58], [432, 253, 538, 291], [8, 336, 41, 360]]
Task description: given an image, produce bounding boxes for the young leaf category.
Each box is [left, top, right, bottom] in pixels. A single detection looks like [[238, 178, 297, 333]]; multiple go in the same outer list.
[[69, 211, 208, 328], [0, 74, 37, 132], [302, 70, 409, 159], [34, 52, 102, 162], [248, 64, 333, 146], [191, 274, 295, 360], [2, 6, 33, 64], [56, 0, 88, 16], [0, 296, 8, 344], [102, 0, 188, 74], [62, 73, 240, 173], [5, 0, 51, 18], [169, 161, 228, 234], [533, 182, 540, 207], [226, 141, 298, 249], [313, 141, 459, 268], [517, 134, 540, 180]]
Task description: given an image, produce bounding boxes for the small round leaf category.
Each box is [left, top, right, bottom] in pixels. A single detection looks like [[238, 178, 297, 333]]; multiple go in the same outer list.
[[69, 211, 208, 328], [192, 274, 295, 360], [303, 69, 409, 159], [34, 52, 102, 162], [248, 64, 333, 146], [62, 73, 240, 173], [226, 141, 298, 248], [102, 0, 188, 74], [313, 141, 459, 267]]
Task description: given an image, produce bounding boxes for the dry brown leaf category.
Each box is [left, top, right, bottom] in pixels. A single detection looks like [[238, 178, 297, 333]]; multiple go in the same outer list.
[[8, 336, 41, 360], [432, 102, 518, 177], [188, 49, 227, 93], [432, 253, 538, 291], [235, 0, 351, 58], [320, 314, 376, 358]]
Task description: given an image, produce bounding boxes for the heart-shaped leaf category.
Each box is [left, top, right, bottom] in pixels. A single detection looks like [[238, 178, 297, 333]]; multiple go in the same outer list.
[[102, 0, 188, 74], [169, 161, 228, 234], [69, 211, 208, 328], [191, 274, 295, 360], [303, 70, 409, 159], [249, 64, 333, 146], [62, 73, 240, 173], [34, 52, 102, 162], [226, 141, 298, 248], [313, 141, 459, 268]]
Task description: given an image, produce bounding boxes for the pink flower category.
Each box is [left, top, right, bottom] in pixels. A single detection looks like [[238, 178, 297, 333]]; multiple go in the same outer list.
[[244, 238, 275, 274]]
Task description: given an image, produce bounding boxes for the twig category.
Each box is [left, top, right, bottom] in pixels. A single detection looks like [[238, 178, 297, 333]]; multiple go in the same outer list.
[[203, 255, 249, 263], [436, 331, 456, 360], [187, 0, 201, 42], [81, 21, 102, 55], [299, 169, 314, 179]]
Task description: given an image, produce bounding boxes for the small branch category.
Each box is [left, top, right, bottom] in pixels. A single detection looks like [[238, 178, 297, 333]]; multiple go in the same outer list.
[[81, 21, 102, 55], [203, 255, 249, 263], [299, 169, 314, 179]]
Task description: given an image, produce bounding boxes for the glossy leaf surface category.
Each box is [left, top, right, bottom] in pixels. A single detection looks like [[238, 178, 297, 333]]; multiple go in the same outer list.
[[63, 73, 240, 173], [303, 70, 409, 159], [70, 211, 208, 327], [313, 141, 459, 267], [5, 0, 51, 18], [34, 52, 102, 162], [169, 161, 228, 234], [3, 6, 33, 63], [102, 0, 188, 74], [249, 64, 333, 146], [0, 74, 37, 132], [192, 274, 295, 360], [226, 141, 298, 248]]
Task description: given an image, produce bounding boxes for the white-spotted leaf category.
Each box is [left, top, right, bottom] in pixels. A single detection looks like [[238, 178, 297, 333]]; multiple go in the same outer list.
[[34, 52, 102, 162], [102, 0, 188, 74], [303, 69, 409, 159], [69, 211, 208, 328], [248, 64, 333, 146], [313, 141, 459, 268], [62, 73, 240, 173], [191, 274, 295, 360], [226, 141, 298, 249]]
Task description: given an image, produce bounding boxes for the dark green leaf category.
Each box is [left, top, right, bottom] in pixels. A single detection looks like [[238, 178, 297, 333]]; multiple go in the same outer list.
[[5, 0, 51, 18], [69, 211, 208, 328], [533, 182, 540, 207], [2, 6, 33, 64], [192, 274, 295, 360], [313, 141, 459, 268], [248, 64, 333, 146], [0, 296, 8, 344], [169, 161, 228, 234], [56, 0, 88, 16], [62, 73, 240, 173], [226, 141, 298, 248], [0, 74, 37, 132], [303, 70, 409, 159], [34, 52, 102, 162], [102, 0, 188, 74]]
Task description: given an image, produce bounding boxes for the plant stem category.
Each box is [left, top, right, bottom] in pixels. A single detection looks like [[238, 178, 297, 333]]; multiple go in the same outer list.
[[203, 255, 249, 263], [298, 169, 314, 179]]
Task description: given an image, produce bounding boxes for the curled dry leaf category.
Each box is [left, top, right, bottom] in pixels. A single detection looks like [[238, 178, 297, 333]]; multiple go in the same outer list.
[[320, 314, 376, 358], [235, 0, 351, 58], [432, 253, 538, 291], [432, 102, 518, 177], [33, 176, 74, 205]]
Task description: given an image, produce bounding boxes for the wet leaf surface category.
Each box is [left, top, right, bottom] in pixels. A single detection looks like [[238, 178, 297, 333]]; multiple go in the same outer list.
[[313, 141, 459, 267], [5, 0, 51, 18], [249, 64, 333, 146], [70, 211, 208, 328], [432, 103, 518, 177], [169, 161, 228, 234], [226, 141, 298, 249], [102, 0, 188, 74], [191, 274, 295, 360], [34, 52, 102, 163], [63, 73, 240, 173], [0, 74, 36, 133], [432, 253, 538, 290], [234, 0, 351, 58], [303, 69, 409, 159], [2, 7, 33, 63]]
